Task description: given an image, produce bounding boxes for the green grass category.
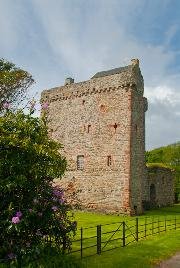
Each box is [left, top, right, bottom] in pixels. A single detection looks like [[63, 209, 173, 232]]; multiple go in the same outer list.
[[146, 162, 173, 170], [2, 205, 180, 267], [69, 204, 180, 266], [75, 204, 180, 228], [72, 205, 180, 256], [143, 204, 180, 216], [81, 230, 180, 268]]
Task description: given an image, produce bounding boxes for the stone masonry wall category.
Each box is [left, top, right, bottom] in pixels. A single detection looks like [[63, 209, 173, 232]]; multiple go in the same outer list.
[[130, 89, 147, 214], [41, 60, 146, 215], [143, 166, 174, 208]]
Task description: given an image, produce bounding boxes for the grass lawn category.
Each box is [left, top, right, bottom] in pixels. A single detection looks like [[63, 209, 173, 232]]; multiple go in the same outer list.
[[81, 230, 180, 268], [74, 204, 180, 228], [2, 231, 179, 268], [1, 205, 179, 267], [70, 204, 180, 267]]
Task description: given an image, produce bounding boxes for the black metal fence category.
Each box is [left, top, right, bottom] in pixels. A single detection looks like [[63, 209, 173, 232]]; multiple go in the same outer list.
[[69, 215, 180, 258]]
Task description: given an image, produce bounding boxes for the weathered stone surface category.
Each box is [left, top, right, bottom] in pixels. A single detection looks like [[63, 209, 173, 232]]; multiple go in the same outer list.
[[41, 58, 174, 215], [143, 166, 174, 208]]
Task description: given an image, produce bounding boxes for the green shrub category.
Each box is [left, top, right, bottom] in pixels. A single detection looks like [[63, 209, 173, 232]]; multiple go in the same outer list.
[[0, 105, 76, 266]]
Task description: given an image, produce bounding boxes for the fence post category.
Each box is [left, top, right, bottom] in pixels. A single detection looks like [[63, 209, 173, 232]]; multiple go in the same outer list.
[[165, 216, 167, 232], [136, 218, 139, 242], [97, 225, 101, 255], [175, 216, 176, 230], [80, 227, 83, 259], [145, 217, 147, 238], [122, 221, 126, 247]]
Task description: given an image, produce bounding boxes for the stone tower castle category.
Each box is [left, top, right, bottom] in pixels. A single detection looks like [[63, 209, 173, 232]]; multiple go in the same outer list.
[[42, 59, 148, 215]]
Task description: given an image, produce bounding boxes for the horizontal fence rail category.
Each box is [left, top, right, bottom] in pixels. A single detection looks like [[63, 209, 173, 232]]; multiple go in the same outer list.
[[68, 215, 180, 258]]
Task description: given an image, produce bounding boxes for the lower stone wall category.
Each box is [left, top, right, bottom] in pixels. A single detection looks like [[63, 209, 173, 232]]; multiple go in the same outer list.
[[142, 165, 174, 209], [54, 165, 174, 215], [54, 170, 132, 215]]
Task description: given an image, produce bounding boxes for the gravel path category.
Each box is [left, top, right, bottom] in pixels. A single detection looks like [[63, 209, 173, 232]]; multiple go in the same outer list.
[[155, 253, 180, 268]]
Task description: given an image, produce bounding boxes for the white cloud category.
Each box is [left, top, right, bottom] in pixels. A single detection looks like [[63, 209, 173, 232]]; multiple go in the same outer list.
[[165, 24, 179, 47], [145, 85, 180, 105], [0, 0, 179, 149], [31, 0, 180, 149], [145, 84, 180, 149], [31, 0, 175, 82], [0, 1, 20, 51]]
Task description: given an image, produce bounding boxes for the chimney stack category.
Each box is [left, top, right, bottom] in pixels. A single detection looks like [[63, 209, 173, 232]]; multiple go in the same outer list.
[[64, 77, 74, 86], [131, 58, 139, 66]]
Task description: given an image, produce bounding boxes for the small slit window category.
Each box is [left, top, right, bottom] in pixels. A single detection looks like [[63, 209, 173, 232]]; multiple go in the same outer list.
[[107, 155, 112, 166], [113, 123, 118, 133], [114, 123, 117, 130], [100, 104, 106, 112], [77, 155, 84, 170], [87, 124, 91, 133]]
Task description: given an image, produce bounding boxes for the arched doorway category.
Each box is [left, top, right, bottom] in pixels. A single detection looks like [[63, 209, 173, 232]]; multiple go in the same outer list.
[[150, 184, 156, 207]]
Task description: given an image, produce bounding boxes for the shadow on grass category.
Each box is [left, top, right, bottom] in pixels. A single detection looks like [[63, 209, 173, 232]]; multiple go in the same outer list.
[[81, 230, 180, 268], [143, 204, 180, 217]]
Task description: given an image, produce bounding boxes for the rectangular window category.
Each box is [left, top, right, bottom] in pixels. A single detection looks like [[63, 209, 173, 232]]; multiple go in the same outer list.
[[87, 124, 91, 133], [77, 155, 84, 170], [107, 155, 112, 166]]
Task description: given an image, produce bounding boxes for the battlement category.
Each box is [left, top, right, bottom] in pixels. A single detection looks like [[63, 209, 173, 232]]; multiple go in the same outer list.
[[41, 59, 144, 103]]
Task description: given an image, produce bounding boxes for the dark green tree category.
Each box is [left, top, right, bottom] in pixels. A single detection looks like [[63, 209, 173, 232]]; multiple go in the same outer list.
[[0, 58, 34, 111], [0, 107, 76, 266]]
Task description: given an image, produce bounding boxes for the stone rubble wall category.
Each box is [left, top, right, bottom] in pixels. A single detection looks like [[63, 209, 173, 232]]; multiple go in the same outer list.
[[130, 90, 147, 214], [47, 84, 133, 214], [143, 166, 174, 208], [41, 61, 149, 215]]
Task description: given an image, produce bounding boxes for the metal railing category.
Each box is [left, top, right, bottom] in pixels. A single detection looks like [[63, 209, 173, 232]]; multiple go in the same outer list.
[[69, 215, 180, 258]]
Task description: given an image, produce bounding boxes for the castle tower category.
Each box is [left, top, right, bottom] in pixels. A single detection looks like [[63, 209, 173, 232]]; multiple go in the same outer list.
[[41, 59, 148, 215]]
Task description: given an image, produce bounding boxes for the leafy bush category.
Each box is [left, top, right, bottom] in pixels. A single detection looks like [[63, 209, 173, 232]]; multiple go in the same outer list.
[[0, 105, 77, 266]]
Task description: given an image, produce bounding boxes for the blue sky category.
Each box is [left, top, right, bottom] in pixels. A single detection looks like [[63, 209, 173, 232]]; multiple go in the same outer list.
[[0, 0, 179, 149]]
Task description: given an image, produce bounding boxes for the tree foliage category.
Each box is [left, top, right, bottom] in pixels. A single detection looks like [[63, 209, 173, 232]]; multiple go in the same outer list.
[[0, 58, 34, 111], [0, 108, 76, 266]]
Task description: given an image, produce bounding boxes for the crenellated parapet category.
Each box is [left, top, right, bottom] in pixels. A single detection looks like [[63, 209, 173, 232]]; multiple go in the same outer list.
[[42, 83, 137, 103], [41, 59, 144, 104]]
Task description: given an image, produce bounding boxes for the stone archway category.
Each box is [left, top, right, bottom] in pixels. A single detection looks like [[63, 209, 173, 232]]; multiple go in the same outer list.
[[150, 183, 156, 207]]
